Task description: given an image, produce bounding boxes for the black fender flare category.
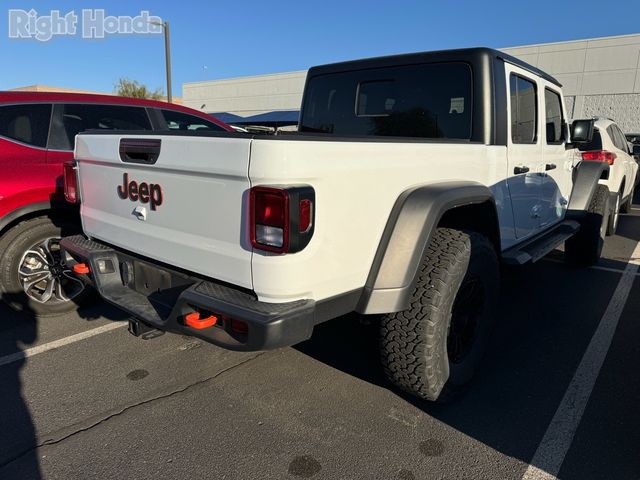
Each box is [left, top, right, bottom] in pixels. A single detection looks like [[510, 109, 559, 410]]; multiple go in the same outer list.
[[566, 160, 610, 219], [356, 181, 497, 315]]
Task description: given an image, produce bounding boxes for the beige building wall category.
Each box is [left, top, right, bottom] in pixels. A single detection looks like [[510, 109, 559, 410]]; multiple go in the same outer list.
[[183, 33, 640, 131], [183, 71, 307, 117], [501, 33, 640, 132]]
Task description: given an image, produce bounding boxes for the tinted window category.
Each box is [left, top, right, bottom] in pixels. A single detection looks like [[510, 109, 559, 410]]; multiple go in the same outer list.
[[606, 126, 618, 150], [0, 103, 52, 148], [613, 125, 629, 152], [605, 125, 626, 151], [577, 128, 603, 151], [160, 110, 226, 131], [510, 75, 537, 144], [300, 62, 473, 139], [48, 104, 152, 150], [544, 89, 564, 143]]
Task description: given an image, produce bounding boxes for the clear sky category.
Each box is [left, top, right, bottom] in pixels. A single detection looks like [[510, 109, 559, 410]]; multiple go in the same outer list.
[[1, 0, 639, 97]]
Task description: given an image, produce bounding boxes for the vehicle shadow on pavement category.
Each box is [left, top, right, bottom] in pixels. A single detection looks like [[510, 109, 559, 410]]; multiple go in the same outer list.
[[0, 304, 43, 480], [615, 188, 640, 246], [295, 209, 640, 477], [0, 300, 129, 480], [0, 248, 128, 480]]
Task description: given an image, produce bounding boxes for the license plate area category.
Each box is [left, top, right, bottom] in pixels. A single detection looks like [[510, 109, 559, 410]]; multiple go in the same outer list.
[[128, 260, 194, 316], [134, 262, 171, 295]]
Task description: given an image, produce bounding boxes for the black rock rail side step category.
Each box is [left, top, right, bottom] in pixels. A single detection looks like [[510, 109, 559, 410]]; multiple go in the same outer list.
[[502, 220, 580, 265]]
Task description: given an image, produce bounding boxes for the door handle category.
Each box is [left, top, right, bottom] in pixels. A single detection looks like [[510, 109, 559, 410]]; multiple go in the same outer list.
[[545, 163, 557, 171], [514, 166, 530, 175]]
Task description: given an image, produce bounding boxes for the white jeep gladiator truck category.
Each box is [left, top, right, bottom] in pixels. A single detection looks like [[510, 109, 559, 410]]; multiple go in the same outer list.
[[61, 48, 610, 402]]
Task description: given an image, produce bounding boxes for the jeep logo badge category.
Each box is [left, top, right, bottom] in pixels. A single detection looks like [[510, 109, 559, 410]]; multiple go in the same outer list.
[[117, 172, 163, 211]]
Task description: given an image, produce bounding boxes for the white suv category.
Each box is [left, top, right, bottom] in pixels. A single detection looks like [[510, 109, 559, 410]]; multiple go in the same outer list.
[[578, 117, 638, 235]]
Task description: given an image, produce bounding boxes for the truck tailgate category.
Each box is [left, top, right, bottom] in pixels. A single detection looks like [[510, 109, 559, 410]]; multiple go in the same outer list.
[[75, 133, 253, 289]]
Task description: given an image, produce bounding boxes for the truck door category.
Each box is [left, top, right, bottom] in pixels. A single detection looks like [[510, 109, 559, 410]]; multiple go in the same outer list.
[[505, 65, 543, 239], [540, 86, 574, 228]]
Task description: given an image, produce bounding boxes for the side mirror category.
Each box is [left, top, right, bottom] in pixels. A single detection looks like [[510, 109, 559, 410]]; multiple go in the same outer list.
[[633, 145, 640, 157], [570, 119, 595, 144]]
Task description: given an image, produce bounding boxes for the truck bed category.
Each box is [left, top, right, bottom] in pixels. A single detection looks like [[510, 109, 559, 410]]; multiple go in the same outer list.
[[75, 130, 509, 304]]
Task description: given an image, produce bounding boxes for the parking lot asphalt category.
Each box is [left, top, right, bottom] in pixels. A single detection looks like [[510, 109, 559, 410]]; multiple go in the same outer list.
[[1, 195, 639, 480]]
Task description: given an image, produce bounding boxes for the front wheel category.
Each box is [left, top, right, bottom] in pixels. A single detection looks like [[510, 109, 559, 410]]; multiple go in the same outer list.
[[0, 216, 95, 316], [379, 228, 499, 402], [565, 185, 610, 266]]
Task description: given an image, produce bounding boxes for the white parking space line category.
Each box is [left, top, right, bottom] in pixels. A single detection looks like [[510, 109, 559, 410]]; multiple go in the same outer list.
[[522, 241, 640, 480], [586, 264, 640, 275], [541, 257, 640, 276], [0, 322, 126, 368]]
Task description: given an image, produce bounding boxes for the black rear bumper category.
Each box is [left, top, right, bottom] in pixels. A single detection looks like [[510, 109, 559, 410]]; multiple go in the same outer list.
[[59, 235, 317, 351]]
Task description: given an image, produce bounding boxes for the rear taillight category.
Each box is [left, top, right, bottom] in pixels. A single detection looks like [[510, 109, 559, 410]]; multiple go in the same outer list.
[[251, 187, 289, 253], [249, 186, 315, 254], [299, 199, 312, 234], [63, 161, 79, 204], [581, 150, 616, 165]]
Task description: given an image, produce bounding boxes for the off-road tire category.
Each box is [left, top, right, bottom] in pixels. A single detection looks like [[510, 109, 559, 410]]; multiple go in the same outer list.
[[606, 192, 620, 236], [0, 216, 95, 316], [565, 185, 610, 265], [380, 228, 499, 402]]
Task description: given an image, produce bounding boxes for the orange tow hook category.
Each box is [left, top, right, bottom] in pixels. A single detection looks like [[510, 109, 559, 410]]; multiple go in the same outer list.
[[184, 312, 218, 329], [73, 263, 90, 274]]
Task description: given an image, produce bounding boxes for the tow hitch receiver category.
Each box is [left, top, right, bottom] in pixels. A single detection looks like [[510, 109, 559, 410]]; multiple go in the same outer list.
[[128, 317, 165, 340]]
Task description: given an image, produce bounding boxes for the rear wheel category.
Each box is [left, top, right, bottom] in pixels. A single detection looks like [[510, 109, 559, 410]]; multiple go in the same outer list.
[[620, 185, 634, 214], [379, 228, 499, 402], [0, 216, 94, 316], [565, 185, 609, 265]]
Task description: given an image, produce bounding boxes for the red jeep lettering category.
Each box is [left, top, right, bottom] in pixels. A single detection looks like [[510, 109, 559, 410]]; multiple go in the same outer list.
[[117, 173, 163, 210]]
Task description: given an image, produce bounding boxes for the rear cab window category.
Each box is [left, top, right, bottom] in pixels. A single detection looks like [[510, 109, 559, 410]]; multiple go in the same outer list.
[[48, 104, 152, 151], [0, 103, 52, 148], [160, 109, 226, 131], [300, 62, 473, 139]]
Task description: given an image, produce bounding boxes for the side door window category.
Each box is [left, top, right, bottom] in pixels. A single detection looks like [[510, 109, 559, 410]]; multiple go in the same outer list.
[[540, 87, 572, 227], [48, 104, 152, 151], [159, 109, 226, 131], [510, 75, 538, 144], [544, 89, 564, 144], [0, 103, 52, 148], [506, 71, 542, 239]]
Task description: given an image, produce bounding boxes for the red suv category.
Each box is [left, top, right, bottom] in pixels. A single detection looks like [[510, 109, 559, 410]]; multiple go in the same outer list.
[[0, 92, 232, 315]]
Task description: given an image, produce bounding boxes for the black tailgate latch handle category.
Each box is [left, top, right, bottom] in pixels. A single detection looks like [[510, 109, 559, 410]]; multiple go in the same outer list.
[[119, 139, 162, 165]]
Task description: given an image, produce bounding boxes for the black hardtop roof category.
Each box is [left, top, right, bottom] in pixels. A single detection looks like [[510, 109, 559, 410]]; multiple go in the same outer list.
[[307, 47, 562, 88]]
